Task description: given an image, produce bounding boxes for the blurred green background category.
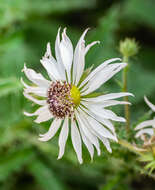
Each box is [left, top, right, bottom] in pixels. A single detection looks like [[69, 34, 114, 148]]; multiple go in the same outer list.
[[0, 0, 155, 189]]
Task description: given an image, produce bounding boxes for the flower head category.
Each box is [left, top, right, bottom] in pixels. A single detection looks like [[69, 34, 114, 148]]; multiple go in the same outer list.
[[135, 96, 155, 140], [22, 28, 133, 163]]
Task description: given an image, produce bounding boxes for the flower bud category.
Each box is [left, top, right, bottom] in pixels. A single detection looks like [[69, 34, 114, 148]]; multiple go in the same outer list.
[[119, 38, 139, 58]]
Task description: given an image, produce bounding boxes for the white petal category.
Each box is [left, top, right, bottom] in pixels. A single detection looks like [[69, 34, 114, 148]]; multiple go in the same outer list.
[[87, 104, 126, 123], [45, 42, 52, 57], [58, 117, 69, 159], [76, 110, 101, 156], [99, 109, 126, 122], [83, 99, 131, 107], [135, 119, 155, 130], [34, 110, 53, 123], [85, 113, 112, 152], [71, 119, 83, 164], [99, 137, 112, 153], [21, 77, 31, 89], [24, 105, 52, 122], [24, 88, 47, 97], [59, 28, 73, 82], [44, 42, 57, 65], [99, 100, 131, 107], [95, 116, 116, 134], [81, 103, 115, 134], [84, 113, 117, 141], [40, 43, 62, 81], [73, 29, 89, 85], [85, 41, 100, 55], [81, 63, 127, 95], [78, 123, 94, 160], [22, 78, 48, 97], [83, 92, 133, 102], [135, 128, 154, 138], [55, 28, 66, 80], [79, 58, 121, 88], [22, 64, 50, 87], [38, 119, 62, 141], [23, 92, 46, 105], [82, 120, 101, 155], [80, 102, 119, 133], [40, 58, 60, 81], [144, 96, 155, 112]]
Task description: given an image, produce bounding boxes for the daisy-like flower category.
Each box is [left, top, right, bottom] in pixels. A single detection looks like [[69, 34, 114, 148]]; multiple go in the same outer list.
[[22, 28, 133, 163], [135, 96, 155, 139]]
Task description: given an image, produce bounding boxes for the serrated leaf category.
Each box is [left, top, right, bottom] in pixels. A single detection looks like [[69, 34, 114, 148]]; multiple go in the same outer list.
[[138, 153, 154, 162]]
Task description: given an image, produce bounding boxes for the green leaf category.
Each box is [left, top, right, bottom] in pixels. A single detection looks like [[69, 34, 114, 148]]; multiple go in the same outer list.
[[99, 175, 122, 190], [128, 63, 155, 103], [0, 148, 35, 181], [0, 78, 22, 97], [124, 0, 155, 28], [28, 159, 66, 190], [0, 33, 26, 77], [139, 153, 154, 162], [145, 160, 155, 173], [0, 0, 96, 28], [86, 5, 120, 68]]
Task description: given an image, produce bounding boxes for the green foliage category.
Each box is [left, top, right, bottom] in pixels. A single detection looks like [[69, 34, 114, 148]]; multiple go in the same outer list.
[[124, 0, 155, 28], [138, 152, 155, 175], [86, 5, 119, 66], [0, 148, 35, 181], [0, 78, 22, 97], [0, 0, 95, 28], [28, 159, 66, 190], [0, 0, 155, 189]]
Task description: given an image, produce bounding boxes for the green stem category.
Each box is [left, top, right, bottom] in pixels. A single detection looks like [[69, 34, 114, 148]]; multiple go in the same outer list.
[[118, 139, 146, 155], [122, 56, 130, 134]]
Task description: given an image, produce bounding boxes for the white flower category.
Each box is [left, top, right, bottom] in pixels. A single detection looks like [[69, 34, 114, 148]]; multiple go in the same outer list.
[[22, 28, 133, 163], [135, 96, 155, 139]]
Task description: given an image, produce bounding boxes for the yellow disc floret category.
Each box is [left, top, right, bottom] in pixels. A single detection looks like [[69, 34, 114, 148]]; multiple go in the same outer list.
[[70, 85, 81, 106]]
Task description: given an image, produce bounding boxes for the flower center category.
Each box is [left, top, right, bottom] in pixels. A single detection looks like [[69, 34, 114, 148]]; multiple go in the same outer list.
[[47, 81, 80, 119], [70, 85, 81, 106]]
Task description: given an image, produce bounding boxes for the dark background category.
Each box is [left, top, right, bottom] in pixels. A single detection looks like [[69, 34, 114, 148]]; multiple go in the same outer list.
[[0, 0, 155, 189]]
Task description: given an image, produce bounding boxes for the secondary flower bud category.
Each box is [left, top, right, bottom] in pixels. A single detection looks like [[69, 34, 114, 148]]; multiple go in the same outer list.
[[119, 38, 139, 58]]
